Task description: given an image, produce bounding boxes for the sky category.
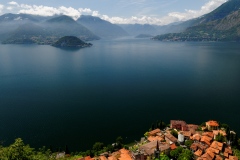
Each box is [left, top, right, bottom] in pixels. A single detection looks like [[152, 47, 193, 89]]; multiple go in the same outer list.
[[0, 0, 227, 25]]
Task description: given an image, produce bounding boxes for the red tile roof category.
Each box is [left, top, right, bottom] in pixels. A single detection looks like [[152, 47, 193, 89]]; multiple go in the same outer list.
[[206, 120, 219, 127], [201, 136, 212, 146], [224, 147, 233, 155], [194, 149, 203, 157], [149, 128, 161, 136], [229, 156, 239, 160], [165, 133, 178, 143], [170, 143, 177, 150], [183, 131, 192, 137], [215, 155, 223, 160], [148, 136, 164, 142], [206, 147, 220, 154], [210, 141, 223, 151], [119, 149, 132, 160], [191, 134, 201, 141], [213, 130, 227, 136], [202, 132, 214, 138]]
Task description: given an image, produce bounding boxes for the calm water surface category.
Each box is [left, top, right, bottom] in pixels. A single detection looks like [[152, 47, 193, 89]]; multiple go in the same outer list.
[[0, 38, 240, 151]]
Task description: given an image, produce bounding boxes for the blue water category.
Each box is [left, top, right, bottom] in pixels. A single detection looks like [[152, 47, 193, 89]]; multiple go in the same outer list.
[[0, 38, 240, 151]]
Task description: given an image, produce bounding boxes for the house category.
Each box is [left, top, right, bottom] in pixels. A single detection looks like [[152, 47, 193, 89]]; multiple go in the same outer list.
[[200, 136, 212, 146], [139, 141, 170, 156], [226, 156, 239, 160], [202, 132, 214, 139], [170, 120, 188, 131], [165, 133, 178, 144], [215, 155, 223, 160], [213, 130, 227, 139], [224, 147, 233, 158], [119, 149, 132, 160], [190, 143, 208, 152], [206, 147, 220, 155], [187, 124, 199, 134], [194, 149, 203, 157], [147, 136, 164, 142], [132, 152, 147, 160], [149, 128, 161, 136], [198, 151, 215, 160], [182, 131, 192, 139], [191, 133, 201, 142], [99, 156, 108, 160], [206, 120, 219, 130], [210, 141, 223, 152]]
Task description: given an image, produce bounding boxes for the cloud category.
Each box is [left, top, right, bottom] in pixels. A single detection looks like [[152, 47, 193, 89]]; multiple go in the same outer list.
[[17, 4, 98, 20], [8, 1, 19, 6], [164, 0, 227, 22], [78, 8, 92, 14], [1, 0, 227, 24], [0, 4, 4, 13]]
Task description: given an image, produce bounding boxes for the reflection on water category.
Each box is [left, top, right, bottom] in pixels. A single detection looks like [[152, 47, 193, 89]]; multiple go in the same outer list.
[[0, 40, 240, 151]]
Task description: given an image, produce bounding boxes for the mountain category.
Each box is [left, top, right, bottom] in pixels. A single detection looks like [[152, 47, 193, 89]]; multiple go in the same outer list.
[[153, 0, 240, 41], [119, 24, 158, 36], [45, 15, 100, 41], [0, 13, 39, 23], [1, 15, 100, 44], [77, 15, 128, 38], [2, 23, 48, 44], [0, 13, 43, 41]]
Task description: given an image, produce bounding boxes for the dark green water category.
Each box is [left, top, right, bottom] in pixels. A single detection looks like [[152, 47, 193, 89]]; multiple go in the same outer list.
[[0, 38, 240, 151]]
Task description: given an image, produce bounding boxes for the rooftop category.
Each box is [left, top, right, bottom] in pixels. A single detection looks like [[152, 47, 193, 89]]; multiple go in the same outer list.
[[206, 121, 219, 127]]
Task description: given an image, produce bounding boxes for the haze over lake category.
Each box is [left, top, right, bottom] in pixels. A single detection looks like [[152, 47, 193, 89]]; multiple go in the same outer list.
[[0, 38, 240, 151]]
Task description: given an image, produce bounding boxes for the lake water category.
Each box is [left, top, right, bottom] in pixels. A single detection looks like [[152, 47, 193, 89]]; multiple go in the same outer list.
[[0, 38, 240, 151]]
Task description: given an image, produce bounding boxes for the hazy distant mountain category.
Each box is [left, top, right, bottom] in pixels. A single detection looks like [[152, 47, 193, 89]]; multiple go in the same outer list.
[[1, 15, 99, 44], [0, 13, 39, 22], [119, 24, 158, 36], [45, 15, 100, 41], [2, 23, 47, 44], [77, 15, 128, 38], [153, 0, 240, 41]]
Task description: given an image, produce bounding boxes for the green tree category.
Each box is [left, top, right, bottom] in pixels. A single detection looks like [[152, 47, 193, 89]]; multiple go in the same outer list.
[[171, 130, 178, 138], [6, 138, 35, 160], [92, 142, 104, 152], [106, 144, 114, 152], [144, 132, 149, 137], [215, 133, 226, 142], [170, 150, 179, 159], [160, 153, 170, 160], [116, 136, 123, 145], [184, 140, 193, 148], [177, 149, 193, 160]]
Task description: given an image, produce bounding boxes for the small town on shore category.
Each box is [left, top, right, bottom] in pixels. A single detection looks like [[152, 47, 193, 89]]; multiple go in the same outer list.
[[69, 120, 239, 160], [1, 120, 240, 160]]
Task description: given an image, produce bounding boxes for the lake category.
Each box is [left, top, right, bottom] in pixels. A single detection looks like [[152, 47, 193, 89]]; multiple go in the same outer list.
[[0, 38, 240, 151]]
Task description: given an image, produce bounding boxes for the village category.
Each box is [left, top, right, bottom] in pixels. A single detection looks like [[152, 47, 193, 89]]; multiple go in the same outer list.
[[77, 120, 239, 160]]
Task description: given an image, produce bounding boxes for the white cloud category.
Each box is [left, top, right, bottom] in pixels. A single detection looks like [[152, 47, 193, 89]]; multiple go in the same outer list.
[[0, 4, 4, 13], [7, 6, 13, 10], [92, 11, 100, 17], [164, 0, 227, 23], [1, 0, 227, 24], [19, 5, 60, 16], [78, 8, 92, 14], [8, 1, 19, 6]]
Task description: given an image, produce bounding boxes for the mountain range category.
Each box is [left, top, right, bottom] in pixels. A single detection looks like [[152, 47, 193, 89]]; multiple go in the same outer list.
[[153, 0, 240, 41], [1, 0, 240, 44]]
